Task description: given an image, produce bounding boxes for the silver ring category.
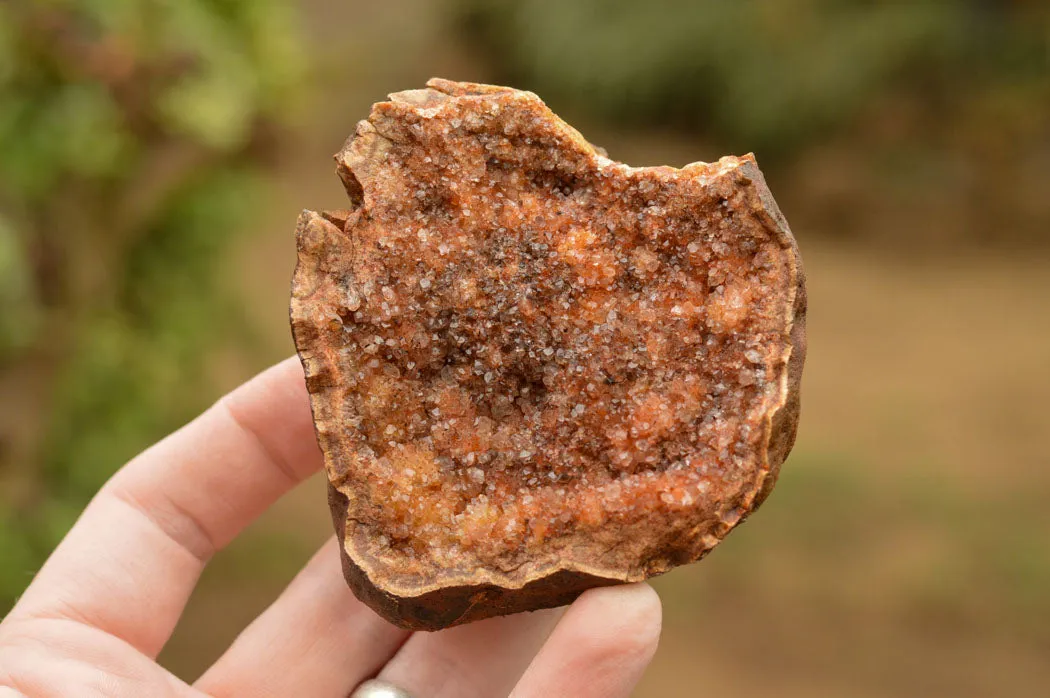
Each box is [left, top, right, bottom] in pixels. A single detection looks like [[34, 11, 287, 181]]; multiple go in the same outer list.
[[350, 678, 415, 698]]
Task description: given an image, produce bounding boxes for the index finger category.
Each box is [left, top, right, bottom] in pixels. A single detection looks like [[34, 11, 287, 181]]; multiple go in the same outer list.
[[4, 357, 323, 658]]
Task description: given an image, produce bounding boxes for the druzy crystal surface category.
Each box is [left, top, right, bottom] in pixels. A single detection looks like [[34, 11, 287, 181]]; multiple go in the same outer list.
[[291, 79, 806, 629]]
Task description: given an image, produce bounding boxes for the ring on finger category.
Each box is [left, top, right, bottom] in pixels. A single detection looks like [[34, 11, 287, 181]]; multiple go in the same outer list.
[[350, 678, 416, 698]]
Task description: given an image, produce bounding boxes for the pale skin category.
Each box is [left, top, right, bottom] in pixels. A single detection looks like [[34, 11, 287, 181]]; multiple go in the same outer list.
[[0, 357, 662, 697]]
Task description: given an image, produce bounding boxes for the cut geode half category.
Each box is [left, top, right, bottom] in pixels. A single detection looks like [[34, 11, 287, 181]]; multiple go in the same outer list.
[[290, 79, 806, 630]]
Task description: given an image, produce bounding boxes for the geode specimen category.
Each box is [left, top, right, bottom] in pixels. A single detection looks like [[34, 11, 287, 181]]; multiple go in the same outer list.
[[290, 79, 806, 630]]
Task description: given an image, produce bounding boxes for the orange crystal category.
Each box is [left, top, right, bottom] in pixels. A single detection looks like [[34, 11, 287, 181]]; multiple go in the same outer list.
[[291, 79, 806, 629]]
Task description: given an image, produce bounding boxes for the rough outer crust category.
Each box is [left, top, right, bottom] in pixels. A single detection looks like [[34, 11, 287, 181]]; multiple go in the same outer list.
[[291, 79, 806, 630], [328, 484, 621, 630]]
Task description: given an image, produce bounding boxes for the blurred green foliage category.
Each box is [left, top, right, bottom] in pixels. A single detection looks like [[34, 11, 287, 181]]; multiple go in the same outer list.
[[460, 0, 1049, 157], [0, 0, 304, 611], [459, 0, 1050, 248]]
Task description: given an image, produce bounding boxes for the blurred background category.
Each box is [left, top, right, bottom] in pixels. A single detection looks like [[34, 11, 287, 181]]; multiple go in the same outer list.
[[1, 0, 1048, 695]]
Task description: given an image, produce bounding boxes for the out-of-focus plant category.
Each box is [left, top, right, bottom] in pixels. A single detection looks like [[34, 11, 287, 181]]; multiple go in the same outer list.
[[459, 0, 1050, 246], [459, 0, 1048, 154], [0, 0, 304, 610]]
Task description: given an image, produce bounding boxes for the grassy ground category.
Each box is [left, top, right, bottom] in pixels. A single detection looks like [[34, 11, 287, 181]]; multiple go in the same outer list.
[[152, 1, 1050, 694]]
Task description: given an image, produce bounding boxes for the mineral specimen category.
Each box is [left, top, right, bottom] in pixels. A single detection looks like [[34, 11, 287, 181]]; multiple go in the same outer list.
[[290, 79, 806, 630]]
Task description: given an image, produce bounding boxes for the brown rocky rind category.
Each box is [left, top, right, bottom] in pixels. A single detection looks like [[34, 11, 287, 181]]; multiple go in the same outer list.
[[291, 79, 806, 630]]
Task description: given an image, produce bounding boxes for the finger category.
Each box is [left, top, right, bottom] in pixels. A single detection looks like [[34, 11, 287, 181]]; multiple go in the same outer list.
[[0, 613, 200, 698], [375, 605, 563, 698], [7, 357, 322, 658], [195, 537, 409, 698], [510, 583, 662, 698]]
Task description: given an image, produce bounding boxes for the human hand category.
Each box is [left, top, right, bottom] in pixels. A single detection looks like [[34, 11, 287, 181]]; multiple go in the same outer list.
[[0, 358, 661, 697]]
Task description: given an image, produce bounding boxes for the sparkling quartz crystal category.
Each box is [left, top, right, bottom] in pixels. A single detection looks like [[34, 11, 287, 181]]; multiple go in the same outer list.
[[291, 79, 807, 630]]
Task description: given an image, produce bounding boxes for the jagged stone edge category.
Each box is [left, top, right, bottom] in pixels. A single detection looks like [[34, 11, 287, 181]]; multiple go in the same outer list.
[[290, 78, 806, 629]]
